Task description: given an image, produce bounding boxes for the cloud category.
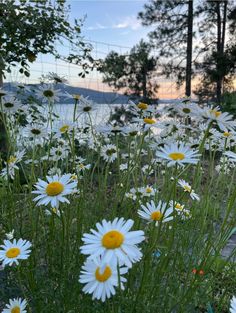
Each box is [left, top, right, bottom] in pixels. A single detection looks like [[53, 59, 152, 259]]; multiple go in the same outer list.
[[86, 23, 108, 31], [112, 16, 141, 30], [86, 16, 141, 31]]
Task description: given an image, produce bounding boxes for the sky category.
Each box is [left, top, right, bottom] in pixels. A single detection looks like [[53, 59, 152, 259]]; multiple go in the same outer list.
[[69, 0, 150, 48], [5, 0, 184, 99]]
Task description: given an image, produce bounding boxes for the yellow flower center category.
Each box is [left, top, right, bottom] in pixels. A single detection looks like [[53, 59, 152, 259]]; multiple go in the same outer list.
[[137, 102, 148, 110], [71, 174, 77, 180], [7, 156, 17, 164], [169, 152, 185, 161], [223, 132, 230, 137], [151, 211, 163, 221], [11, 306, 20, 313], [210, 109, 221, 118], [60, 125, 69, 133], [6, 247, 20, 258], [143, 118, 155, 124], [183, 185, 191, 193], [79, 164, 85, 169], [73, 94, 80, 100], [102, 230, 124, 249], [46, 182, 64, 196], [146, 187, 152, 193], [95, 266, 112, 282], [175, 203, 184, 210]]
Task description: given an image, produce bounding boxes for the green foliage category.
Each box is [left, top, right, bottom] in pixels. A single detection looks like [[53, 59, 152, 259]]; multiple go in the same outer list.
[[221, 92, 236, 116], [0, 0, 95, 78]]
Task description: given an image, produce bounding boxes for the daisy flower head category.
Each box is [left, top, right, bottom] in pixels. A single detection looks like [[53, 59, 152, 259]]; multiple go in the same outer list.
[[1, 150, 25, 180], [139, 185, 157, 198], [2, 297, 27, 313], [201, 105, 236, 131], [79, 257, 128, 302], [176, 102, 200, 118], [80, 217, 145, 268], [32, 173, 77, 208], [138, 200, 173, 225], [5, 230, 15, 240], [54, 120, 75, 138], [122, 123, 141, 137], [35, 84, 64, 103], [156, 142, 200, 167], [169, 201, 191, 220], [1, 95, 22, 114], [178, 179, 200, 201], [77, 95, 95, 114], [76, 157, 91, 172], [101, 144, 118, 163], [24, 123, 47, 140], [46, 72, 68, 84], [230, 296, 236, 313], [0, 238, 32, 267]]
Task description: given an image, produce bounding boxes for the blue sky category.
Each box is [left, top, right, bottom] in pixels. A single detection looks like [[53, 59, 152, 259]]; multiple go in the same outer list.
[[69, 0, 151, 49]]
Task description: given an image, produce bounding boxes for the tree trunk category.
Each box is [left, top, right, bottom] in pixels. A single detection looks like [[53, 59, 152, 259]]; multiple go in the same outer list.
[[216, 1, 222, 104], [221, 1, 228, 97], [142, 68, 147, 101], [0, 69, 7, 158], [185, 0, 193, 97]]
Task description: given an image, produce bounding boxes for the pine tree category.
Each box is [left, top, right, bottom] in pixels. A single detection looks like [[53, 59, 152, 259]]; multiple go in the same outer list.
[[138, 0, 195, 96], [99, 40, 158, 102], [194, 1, 236, 103]]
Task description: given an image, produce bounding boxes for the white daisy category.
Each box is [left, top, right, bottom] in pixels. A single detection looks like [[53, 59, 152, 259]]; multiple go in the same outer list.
[[32, 174, 77, 208], [122, 123, 141, 137], [49, 146, 70, 162], [0, 238, 32, 267], [139, 186, 157, 198], [178, 179, 200, 201], [80, 217, 145, 268], [1, 95, 22, 114], [24, 123, 47, 139], [2, 297, 27, 313], [5, 230, 15, 240], [1, 150, 25, 180], [176, 102, 200, 118], [230, 296, 236, 313], [100, 144, 118, 163], [35, 84, 64, 103], [77, 95, 96, 115], [201, 105, 236, 131], [53, 120, 76, 138], [156, 142, 200, 167], [169, 201, 191, 220], [76, 157, 91, 172], [79, 257, 128, 302], [138, 200, 173, 225]]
